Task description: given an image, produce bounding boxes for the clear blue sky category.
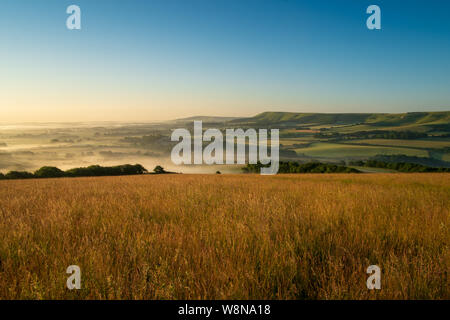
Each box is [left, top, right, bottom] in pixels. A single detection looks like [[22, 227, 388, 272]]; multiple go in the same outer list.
[[1, 0, 449, 121]]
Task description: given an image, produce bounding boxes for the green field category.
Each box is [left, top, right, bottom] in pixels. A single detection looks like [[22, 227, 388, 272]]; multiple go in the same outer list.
[[341, 139, 450, 149], [294, 142, 429, 159], [280, 139, 313, 146]]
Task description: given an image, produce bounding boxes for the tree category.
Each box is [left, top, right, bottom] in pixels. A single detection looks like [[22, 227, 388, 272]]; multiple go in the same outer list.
[[5, 171, 34, 179], [153, 165, 166, 174], [34, 166, 65, 178]]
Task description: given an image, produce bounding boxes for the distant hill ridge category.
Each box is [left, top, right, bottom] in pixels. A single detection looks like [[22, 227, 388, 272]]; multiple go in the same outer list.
[[171, 111, 450, 132], [175, 116, 240, 123]]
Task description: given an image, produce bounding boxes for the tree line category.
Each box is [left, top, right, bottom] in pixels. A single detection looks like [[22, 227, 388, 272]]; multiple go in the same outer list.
[[371, 154, 450, 168], [349, 160, 450, 172], [243, 161, 360, 173], [0, 164, 150, 180]]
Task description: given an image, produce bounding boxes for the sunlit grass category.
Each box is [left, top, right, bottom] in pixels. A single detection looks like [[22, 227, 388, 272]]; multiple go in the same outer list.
[[295, 142, 429, 158], [0, 173, 448, 299]]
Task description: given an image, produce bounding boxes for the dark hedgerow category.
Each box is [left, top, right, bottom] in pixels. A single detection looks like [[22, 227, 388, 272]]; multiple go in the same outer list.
[[243, 161, 360, 173], [349, 160, 450, 172], [0, 164, 149, 180], [65, 164, 148, 177], [4, 171, 35, 179]]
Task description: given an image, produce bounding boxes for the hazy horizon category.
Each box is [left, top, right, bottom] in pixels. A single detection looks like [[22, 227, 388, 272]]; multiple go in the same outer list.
[[1, 0, 450, 122], [1, 109, 450, 125]]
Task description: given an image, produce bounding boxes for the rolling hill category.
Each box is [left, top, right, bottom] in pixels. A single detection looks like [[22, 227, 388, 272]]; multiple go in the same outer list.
[[230, 111, 450, 131]]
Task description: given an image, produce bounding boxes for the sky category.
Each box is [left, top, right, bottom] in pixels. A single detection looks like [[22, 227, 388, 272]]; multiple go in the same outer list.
[[0, 0, 449, 122]]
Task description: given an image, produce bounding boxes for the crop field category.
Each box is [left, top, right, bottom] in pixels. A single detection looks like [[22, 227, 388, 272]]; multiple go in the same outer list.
[[342, 139, 450, 149], [294, 142, 429, 159], [279, 139, 313, 146], [0, 173, 448, 300]]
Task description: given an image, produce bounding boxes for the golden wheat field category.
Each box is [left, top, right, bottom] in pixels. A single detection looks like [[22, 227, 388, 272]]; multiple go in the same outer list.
[[0, 173, 448, 300]]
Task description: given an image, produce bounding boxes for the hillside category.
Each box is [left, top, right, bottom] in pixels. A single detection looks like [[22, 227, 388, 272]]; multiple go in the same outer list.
[[1, 111, 449, 174], [231, 111, 450, 131], [225, 111, 450, 166]]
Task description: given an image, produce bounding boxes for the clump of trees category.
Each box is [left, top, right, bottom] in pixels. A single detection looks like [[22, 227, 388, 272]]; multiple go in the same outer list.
[[3, 171, 35, 179], [349, 160, 450, 172], [65, 164, 147, 177], [0, 164, 148, 180], [34, 166, 65, 178], [371, 154, 450, 167], [243, 161, 360, 173], [153, 165, 167, 174], [152, 165, 177, 174]]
